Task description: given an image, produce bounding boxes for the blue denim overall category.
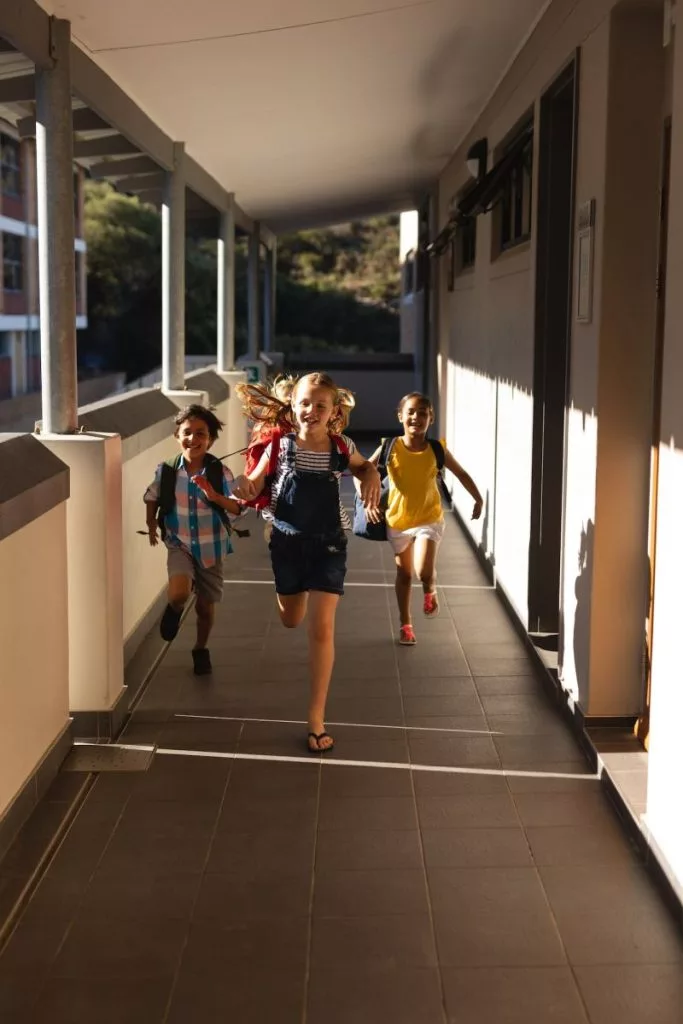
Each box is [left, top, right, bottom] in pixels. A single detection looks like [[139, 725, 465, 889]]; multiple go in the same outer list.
[[269, 434, 350, 596]]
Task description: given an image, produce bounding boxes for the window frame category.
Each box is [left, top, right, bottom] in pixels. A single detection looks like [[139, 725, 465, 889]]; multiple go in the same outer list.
[[493, 118, 534, 257], [3, 233, 24, 292], [0, 134, 21, 198]]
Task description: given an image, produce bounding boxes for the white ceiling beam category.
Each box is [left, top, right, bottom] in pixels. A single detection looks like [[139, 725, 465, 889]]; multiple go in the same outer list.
[[69, 44, 174, 170], [89, 155, 160, 178], [0, 74, 35, 103], [18, 107, 110, 137], [115, 172, 167, 193], [0, 0, 52, 70], [73, 134, 139, 159]]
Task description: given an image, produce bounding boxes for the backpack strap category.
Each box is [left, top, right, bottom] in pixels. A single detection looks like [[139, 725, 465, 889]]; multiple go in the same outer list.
[[266, 428, 283, 478], [377, 436, 396, 478], [157, 454, 183, 540], [201, 453, 236, 538], [331, 434, 350, 473], [428, 439, 446, 472]]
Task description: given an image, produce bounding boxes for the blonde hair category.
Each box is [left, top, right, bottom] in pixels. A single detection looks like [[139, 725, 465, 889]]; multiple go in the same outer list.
[[236, 371, 355, 435]]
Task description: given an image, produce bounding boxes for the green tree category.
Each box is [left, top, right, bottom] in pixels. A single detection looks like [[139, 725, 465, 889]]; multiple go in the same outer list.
[[83, 182, 400, 379]]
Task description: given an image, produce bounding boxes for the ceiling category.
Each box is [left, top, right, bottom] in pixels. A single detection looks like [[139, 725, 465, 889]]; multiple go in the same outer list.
[[33, 0, 548, 231]]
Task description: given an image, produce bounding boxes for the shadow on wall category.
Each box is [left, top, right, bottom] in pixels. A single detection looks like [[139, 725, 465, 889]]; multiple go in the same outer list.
[[573, 519, 594, 707], [479, 488, 494, 566]]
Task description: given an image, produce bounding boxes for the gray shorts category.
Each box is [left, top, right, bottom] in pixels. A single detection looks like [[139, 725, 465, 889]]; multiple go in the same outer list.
[[167, 547, 224, 604]]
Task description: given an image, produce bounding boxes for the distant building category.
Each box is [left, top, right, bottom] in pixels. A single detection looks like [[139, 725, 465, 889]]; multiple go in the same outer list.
[[0, 127, 86, 399]]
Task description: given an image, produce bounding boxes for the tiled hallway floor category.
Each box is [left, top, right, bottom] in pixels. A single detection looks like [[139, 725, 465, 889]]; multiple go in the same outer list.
[[0, 485, 681, 1022]]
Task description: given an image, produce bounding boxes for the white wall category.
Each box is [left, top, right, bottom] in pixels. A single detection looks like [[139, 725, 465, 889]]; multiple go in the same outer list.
[[647, 24, 683, 903], [0, 504, 70, 818], [122, 432, 178, 645]]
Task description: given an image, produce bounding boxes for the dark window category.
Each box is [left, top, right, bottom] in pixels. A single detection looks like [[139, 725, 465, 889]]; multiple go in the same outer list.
[[459, 216, 477, 271], [3, 233, 24, 291], [498, 122, 533, 252], [1, 134, 21, 197]]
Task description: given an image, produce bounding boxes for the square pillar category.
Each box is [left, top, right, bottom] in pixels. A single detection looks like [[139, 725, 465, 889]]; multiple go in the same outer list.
[[162, 141, 186, 391], [247, 224, 261, 359], [263, 239, 277, 353], [35, 17, 77, 434], [217, 199, 236, 372], [214, 369, 249, 477], [37, 434, 125, 726], [162, 388, 210, 412]]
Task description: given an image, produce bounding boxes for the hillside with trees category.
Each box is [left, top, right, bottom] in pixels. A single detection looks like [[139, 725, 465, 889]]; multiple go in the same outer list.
[[81, 181, 400, 380]]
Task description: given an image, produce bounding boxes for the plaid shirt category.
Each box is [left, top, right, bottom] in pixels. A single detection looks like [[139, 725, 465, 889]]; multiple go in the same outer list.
[[144, 459, 235, 568]]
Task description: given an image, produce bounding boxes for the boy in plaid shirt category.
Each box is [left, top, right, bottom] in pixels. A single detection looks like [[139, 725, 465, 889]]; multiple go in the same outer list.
[[144, 405, 246, 675]]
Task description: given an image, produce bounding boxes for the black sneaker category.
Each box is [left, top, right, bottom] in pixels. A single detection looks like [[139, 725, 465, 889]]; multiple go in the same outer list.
[[192, 648, 212, 676], [160, 604, 182, 642]]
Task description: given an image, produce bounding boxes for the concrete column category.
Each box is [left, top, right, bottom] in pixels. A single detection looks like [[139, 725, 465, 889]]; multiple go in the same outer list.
[[214, 369, 249, 476], [263, 239, 277, 353], [162, 141, 186, 392], [647, 6, 683, 893], [217, 199, 236, 372], [584, 6, 664, 719], [37, 433, 125, 719], [35, 17, 77, 434], [247, 224, 261, 358], [11, 332, 27, 396]]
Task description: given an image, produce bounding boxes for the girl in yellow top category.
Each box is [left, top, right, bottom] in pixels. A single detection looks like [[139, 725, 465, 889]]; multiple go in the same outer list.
[[372, 392, 483, 645]]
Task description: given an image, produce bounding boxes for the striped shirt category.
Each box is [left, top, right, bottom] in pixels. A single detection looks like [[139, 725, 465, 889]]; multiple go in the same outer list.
[[265, 434, 356, 531], [144, 460, 235, 568]]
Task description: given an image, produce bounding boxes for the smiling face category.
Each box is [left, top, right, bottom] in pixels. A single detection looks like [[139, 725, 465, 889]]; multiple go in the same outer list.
[[176, 416, 213, 464], [293, 379, 338, 437], [398, 397, 433, 440]]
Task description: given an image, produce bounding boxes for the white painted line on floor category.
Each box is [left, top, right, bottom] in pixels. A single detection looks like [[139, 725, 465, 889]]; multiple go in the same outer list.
[[155, 745, 598, 781], [223, 579, 495, 590], [173, 712, 499, 736], [74, 741, 155, 752]]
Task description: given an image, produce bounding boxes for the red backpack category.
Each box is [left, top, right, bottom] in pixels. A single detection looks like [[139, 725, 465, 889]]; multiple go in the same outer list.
[[242, 427, 350, 511], [242, 425, 283, 511]]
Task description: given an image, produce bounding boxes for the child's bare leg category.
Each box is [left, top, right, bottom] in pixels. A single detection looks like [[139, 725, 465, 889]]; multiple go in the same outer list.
[[306, 591, 339, 751], [415, 537, 439, 615], [394, 545, 414, 625], [195, 596, 215, 649], [277, 592, 308, 628], [414, 538, 438, 594]]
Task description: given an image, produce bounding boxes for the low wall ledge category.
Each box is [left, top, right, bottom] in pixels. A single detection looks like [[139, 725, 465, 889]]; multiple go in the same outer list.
[[184, 368, 230, 406], [0, 434, 69, 541], [78, 388, 179, 462]]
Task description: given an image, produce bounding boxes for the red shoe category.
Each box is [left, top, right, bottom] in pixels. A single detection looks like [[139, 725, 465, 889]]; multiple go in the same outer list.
[[423, 592, 440, 617], [399, 624, 417, 645]]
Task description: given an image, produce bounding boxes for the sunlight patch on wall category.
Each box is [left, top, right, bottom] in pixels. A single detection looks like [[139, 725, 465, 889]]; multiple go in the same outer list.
[[493, 378, 533, 623], [445, 363, 496, 554], [445, 363, 533, 622], [646, 441, 683, 891]]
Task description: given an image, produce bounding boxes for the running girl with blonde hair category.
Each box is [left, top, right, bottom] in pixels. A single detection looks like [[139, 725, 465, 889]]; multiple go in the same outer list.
[[233, 372, 381, 752]]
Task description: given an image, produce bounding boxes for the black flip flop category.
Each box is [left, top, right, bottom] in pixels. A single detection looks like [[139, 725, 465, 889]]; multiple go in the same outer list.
[[307, 732, 335, 754]]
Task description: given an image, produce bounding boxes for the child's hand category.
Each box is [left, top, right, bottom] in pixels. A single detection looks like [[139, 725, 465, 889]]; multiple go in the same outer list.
[[472, 498, 483, 521], [148, 524, 159, 547], [360, 465, 381, 510], [192, 475, 220, 504], [366, 506, 384, 525], [231, 475, 257, 502]]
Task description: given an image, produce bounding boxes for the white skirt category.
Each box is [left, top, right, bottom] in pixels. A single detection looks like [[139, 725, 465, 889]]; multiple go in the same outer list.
[[387, 518, 446, 554]]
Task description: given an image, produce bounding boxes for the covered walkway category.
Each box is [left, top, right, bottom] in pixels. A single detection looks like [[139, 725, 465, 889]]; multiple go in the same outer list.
[[0, 475, 681, 1024]]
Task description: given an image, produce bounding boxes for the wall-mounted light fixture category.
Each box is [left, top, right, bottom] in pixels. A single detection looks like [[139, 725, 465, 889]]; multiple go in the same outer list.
[[466, 138, 488, 181]]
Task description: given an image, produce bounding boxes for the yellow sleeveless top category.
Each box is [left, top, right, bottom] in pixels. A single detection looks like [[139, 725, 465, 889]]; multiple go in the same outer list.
[[385, 437, 445, 531]]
